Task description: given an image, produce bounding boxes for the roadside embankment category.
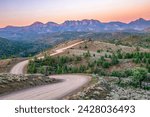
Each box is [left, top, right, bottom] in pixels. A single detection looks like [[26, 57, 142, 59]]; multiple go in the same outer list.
[[0, 73, 58, 95]]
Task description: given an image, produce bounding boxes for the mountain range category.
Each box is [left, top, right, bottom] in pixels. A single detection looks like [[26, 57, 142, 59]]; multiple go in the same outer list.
[[0, 18, 150, 41]]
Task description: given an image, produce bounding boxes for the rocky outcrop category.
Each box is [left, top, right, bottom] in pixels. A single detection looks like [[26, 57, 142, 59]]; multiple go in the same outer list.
[[68, 76, 150, 100], [68, 77, 111, 100], [106, 82, 150, 100]]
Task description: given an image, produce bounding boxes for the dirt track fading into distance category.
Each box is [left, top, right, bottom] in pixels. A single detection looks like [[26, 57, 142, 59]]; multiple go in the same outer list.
[[10, 41, 85, 74]]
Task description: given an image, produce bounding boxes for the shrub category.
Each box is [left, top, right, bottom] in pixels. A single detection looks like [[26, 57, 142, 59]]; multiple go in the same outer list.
[[97, 50, 101, 53], [124, 69, 133, 77], [111, 69, 133, 78], [111, 71, 123, 77], [132, 67, 148, 87], [84, 45, 88, 49], [111, 54, 119, 65], [102, 61, 110, 68]]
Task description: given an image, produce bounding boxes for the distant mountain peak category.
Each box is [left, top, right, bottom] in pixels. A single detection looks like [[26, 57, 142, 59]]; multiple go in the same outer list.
[[30, 22, 44, 26], [46, 22, 58, 25], [45, 22, 58, 27], [130, 18, 147, 24], [136, 18, 146, 21], [4, 25, 16, 28], [63, 20, 75, 23]]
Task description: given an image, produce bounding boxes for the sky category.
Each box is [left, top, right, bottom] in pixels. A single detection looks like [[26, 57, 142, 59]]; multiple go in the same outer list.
[[0, 0, 150, 27]]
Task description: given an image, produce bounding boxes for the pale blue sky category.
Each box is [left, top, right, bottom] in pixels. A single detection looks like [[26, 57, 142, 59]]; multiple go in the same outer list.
[[0, 0, 150, 27]]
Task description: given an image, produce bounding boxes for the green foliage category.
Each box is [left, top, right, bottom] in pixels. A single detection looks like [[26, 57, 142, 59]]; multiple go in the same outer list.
[[124, 69, 133, 77], [27, 60, 37, 73], [96, 55, 119, 69], [28, 56, 85, 75], [132, 67, 148, 87], [116, 49, 123, 59], [27, 54, 111, 76], [123, 52, 150, 60], [111, 54, 119, 65], [0, 37, 24, 58], [115, 51, 150, 72], [110, 68, 149, 88], [0, 37, 53, 59], [111, 69, 133, 78], [108, 33, 150, 49], [102, 61, 110, 68], [97, 49, 102, 53], [97, 57, 106, 67], [111, 71, 124, 77]]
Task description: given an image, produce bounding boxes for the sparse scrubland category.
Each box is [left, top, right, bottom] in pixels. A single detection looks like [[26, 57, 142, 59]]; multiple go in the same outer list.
[[27, 39, 150, 99], [0, 33, 150, 99]]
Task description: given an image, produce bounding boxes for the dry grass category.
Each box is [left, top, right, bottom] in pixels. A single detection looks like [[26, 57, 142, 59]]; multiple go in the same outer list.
[[71, 40, 150, 53], [51, 40, 149, 59]]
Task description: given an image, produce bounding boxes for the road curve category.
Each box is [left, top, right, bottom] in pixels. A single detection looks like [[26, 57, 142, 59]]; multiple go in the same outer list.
[[0, 40, 91, 100], [0, 75, 91, 100], [10, 60, 29, 74]]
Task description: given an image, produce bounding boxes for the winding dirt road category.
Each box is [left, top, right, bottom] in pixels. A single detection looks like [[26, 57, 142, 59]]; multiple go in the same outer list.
[[0, 75, 91, 100], [10, 60, 29, 74], [0, 40, 91, 100]]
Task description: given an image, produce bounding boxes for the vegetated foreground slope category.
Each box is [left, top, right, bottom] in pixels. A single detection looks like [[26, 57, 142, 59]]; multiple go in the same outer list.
[[28, 40, 150, 75], [27, 40, 150, 100], [0, 38, 149, 100]]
